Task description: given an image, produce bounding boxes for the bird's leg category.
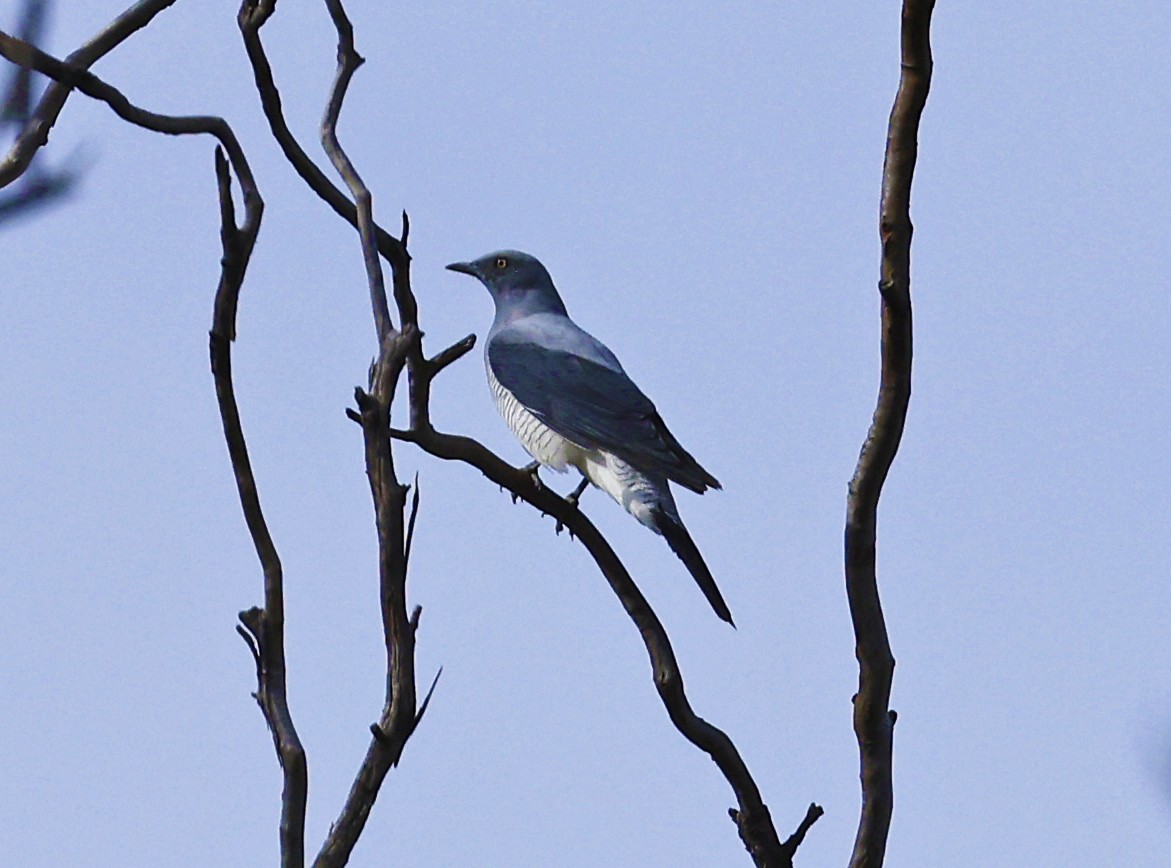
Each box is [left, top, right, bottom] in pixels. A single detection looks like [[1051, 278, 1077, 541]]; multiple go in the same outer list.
[[565, 477, 589, 508]]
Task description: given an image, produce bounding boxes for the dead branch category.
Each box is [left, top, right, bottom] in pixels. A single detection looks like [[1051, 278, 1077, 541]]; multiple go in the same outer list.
[[0, 21, 312, 868], [844, 2, 935, 867], [308, 2, 437, 862], [0, 0, 178, 188]]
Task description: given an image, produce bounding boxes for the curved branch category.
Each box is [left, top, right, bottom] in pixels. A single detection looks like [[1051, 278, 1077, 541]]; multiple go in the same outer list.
[[318, 0, 391, 341], [0, 29, 255, 211], [844, 2, 934, 867], [212, 150, 307, 868], [235, 0, 409, 273]]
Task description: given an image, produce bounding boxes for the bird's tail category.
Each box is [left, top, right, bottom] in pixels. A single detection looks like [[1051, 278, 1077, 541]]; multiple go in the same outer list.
[[652, 509, 734, 627]]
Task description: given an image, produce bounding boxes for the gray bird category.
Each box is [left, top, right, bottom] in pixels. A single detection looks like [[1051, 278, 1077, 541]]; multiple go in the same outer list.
[[447, 250, 733, 625]]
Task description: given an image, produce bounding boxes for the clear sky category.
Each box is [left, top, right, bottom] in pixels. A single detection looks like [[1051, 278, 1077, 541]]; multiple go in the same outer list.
[[3, 2, 1170, 866]]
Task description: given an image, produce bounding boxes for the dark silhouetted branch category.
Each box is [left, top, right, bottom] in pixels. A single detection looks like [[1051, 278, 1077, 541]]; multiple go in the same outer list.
[[2, 16, 311, 867], [0, 0, 83, 222], [309, 2, 435, 863], [236, 0, 409, 274], [0, 29, 253, 201], [844, 2, 934, 868], [210, 146, 307, 868], [0, 0, 177, 188]]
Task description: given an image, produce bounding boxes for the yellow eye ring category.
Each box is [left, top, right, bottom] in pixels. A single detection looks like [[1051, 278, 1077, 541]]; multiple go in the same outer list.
[[495, 257, 508, 269]]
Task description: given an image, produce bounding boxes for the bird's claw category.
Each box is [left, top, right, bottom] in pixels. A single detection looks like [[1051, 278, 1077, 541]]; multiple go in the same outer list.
[[564, 477, 590, 509]]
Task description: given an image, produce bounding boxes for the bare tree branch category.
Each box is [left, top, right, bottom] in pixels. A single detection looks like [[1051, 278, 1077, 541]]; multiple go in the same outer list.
[[235, 0, 409, 274], [0, 29, 253, 203], [845, 2, 935, 867], [210, 145, 308, 868], [0, 0, 84, 222], [318, 0, 392, 342], [308, 2, 435, 862], [0, 0, 178, 188]]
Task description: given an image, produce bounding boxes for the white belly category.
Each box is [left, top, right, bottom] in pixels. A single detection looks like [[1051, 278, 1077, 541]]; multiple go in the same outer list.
[[488, 364, 584, 471], [487, 365, 673, 531]]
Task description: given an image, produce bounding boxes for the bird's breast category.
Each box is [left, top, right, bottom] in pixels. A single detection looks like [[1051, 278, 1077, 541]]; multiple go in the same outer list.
[[488, 363, 580, 472]]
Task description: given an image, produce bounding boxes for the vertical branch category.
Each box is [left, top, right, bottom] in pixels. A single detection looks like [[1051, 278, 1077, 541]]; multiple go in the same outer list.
[[310, 2, 435, 863], [209, 148, 308, 868], [844, 2, 934, 868]]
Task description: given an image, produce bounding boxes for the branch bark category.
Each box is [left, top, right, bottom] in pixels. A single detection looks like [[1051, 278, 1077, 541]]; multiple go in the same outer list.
[[845, 3, 935, 867], [211, 150, 308, 868]]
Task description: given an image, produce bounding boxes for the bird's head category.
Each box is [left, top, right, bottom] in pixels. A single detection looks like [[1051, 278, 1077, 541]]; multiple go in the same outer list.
[[446, 250, 567, 319]]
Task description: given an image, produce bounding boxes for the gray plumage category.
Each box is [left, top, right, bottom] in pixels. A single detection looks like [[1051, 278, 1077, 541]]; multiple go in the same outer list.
[[447, 250, 732, 625]]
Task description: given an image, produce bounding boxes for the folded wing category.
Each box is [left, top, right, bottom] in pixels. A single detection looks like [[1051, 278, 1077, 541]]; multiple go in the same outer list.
[[489, 337, 720, 493]]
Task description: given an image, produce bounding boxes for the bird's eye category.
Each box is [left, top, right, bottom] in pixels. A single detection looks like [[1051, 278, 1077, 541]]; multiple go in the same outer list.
[[495, 257, 508, 270]]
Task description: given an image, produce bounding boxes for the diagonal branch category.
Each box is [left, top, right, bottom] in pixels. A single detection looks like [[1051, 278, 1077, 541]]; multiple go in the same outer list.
[[235, 0, 409, 274], [0, 29, 254, 214], [0, 0, 178, 189], [844, 2, 935, 867]]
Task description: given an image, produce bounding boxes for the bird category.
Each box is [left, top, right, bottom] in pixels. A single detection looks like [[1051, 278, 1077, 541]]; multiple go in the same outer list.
[[446, 250, 733, 625]]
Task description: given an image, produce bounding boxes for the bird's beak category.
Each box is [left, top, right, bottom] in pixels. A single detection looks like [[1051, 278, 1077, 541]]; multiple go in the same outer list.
[[445, 261, 478, 277]]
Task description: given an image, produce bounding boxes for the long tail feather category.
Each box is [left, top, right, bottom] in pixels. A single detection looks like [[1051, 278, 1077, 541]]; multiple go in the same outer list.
[[652, 510, 734, 626]]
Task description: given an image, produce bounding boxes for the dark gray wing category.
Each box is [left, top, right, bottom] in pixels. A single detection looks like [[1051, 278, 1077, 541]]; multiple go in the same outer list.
[[488, 338, 719, 493]]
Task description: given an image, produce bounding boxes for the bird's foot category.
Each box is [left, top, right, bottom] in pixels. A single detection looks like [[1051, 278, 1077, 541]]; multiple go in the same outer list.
[[564, 477, 589, 509]]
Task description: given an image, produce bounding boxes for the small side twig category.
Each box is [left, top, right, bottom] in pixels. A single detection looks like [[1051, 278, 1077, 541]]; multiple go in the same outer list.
[[844, 2, 935, 868]]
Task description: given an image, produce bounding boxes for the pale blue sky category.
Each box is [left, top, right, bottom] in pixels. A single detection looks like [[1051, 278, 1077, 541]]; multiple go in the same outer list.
[[3, 2, 1170, 865]]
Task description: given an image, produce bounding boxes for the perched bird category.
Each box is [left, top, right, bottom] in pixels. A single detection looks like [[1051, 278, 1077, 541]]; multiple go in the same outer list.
[[447, 250, 733, 625]]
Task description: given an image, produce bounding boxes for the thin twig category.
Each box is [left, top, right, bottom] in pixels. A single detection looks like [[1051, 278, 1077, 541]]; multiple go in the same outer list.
[[844, 2, 935, 867]]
